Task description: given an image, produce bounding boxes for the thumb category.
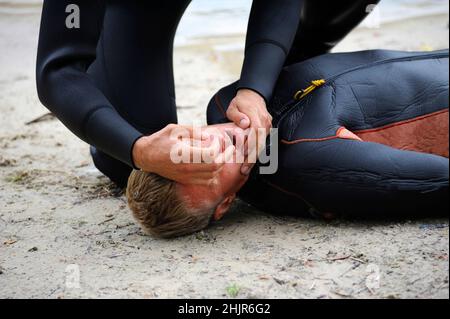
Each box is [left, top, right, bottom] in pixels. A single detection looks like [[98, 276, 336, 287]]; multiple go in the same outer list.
[[227, 103, 250, 129]]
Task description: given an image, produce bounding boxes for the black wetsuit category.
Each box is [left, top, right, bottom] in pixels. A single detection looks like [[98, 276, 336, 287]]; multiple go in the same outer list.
[[208, 50, 449, 219], [36, 0, 379, 187]]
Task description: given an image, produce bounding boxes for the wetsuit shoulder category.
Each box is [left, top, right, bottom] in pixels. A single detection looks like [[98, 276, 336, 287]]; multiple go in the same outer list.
[[36, 0, 143, 168]]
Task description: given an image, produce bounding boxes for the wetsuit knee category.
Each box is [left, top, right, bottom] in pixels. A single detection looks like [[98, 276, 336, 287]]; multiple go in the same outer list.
[[90, 146, 132, 188]]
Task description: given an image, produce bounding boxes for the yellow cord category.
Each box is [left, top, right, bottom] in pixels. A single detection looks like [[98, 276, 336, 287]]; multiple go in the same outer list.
[[294, 79, 326, 100]]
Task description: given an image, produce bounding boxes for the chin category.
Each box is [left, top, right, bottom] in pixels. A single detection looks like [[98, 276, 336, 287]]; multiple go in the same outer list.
[[220, 166, 247, 191]]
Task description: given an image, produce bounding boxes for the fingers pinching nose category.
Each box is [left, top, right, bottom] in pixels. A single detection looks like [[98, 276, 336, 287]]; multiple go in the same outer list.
[[239, 118, 250, 129]]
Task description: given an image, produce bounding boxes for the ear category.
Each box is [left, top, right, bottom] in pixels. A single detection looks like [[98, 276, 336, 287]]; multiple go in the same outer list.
[[213, 194, 236, 221]]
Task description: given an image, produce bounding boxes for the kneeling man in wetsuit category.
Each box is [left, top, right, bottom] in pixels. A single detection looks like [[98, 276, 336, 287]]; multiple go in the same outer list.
[[36, 0, 379, 188]]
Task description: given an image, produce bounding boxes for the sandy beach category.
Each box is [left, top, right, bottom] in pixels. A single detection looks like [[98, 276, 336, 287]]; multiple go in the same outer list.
[[0, 4, 449, 299]]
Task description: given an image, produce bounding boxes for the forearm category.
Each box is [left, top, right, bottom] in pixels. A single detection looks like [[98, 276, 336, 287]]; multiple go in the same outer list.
[[239, 0, 303, 102], [36, 0, 143, 167], [37, 65, 143, 167]]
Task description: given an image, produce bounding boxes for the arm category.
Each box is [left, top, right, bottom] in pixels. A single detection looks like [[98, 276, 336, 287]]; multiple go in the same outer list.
[[36, 0, 143, 168], [37, 1, 228, 185], [227, 0, 303, 174], [238, 0, 303, 102]]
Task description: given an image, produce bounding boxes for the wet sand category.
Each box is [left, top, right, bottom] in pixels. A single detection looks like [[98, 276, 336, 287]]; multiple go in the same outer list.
[[0, 9, 449, 298]]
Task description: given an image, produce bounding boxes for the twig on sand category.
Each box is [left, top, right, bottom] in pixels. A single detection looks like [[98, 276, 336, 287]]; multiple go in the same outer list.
[[273, 277, 286, 285], [98, 217, 115, 226], [332, 290, 353, 298], [409, 276, 426, 285], [350, 257, 367, 264], [339, 263, 362, 277], [116, 222, 134, 229], [327, 255, 351, 262], [366, 285, 375, 295], [25, 112, 55, 125], [3, 239, 18, 246]]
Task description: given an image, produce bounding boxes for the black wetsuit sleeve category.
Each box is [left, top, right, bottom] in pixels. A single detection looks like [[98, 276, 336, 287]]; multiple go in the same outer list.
[[36, 0, 143, 168], [239, 0, 303, 102]]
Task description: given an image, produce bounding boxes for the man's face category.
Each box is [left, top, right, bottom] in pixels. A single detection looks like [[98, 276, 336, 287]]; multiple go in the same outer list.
[[176, 123, 251, 220]]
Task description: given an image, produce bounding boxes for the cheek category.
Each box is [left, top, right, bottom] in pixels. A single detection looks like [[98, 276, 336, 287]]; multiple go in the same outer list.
[[221, 163, 248, 190]]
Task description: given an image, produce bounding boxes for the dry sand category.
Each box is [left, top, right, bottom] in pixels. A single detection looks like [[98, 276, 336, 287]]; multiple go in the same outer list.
[[0, 7, 449, 299]]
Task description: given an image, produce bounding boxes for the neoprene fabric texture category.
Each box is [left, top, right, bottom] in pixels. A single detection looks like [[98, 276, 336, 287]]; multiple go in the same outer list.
[[36, 0, 378, 183], [208, 50, 449, 218], [36, 0, 303, 169]]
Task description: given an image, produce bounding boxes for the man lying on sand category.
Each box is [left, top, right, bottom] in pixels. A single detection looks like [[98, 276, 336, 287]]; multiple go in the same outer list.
[[126, 49, 450, 238]]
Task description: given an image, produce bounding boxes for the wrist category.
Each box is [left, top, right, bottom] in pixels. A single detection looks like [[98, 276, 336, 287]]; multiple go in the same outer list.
[[132, 135, 151, 171], [237, 88, 267, 108], [237, 88, 267, 105]]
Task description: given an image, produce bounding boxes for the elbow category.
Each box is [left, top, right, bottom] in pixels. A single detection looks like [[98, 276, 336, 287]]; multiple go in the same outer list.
[[36, 65, 48, 106], [36, 62, 57, 110], [36, 52, 61, 108], [36, 83, 47, 107]]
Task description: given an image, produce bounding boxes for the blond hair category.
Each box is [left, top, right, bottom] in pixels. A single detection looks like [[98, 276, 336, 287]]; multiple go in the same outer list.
[[126, 170, 213, 238]]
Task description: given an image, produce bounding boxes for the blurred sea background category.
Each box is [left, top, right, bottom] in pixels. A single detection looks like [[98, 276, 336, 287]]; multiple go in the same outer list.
[[1, 0, 449, 46], [178, 0, 450, 45]]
